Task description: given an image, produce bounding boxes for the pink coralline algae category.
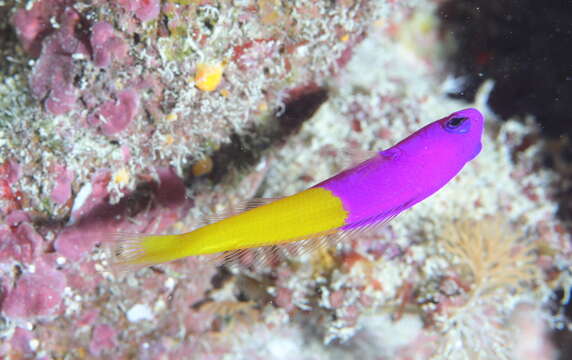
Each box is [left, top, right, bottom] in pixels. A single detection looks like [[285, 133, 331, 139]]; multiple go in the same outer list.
[[8, 327, 35, 357], [0, 160, 21, 185], [11, 0, 71, 57], [65, 261, 105, 293], [50, 164, 74, 205], [77, 309, 99, 327], [89, 324, 118, 356], [90, 22, 129, 68], [28, 7, 89, 115], [0, 160, 22, 216], [0, 222, 42, 264], [54, 170, 112, 260], [5, 211, 31, 227], [13, 3, 131, 115], [55, 223, 107, 261], [88, 89, 139, 135], [2, 262, 66, 319], [117, 0, 161, 22]]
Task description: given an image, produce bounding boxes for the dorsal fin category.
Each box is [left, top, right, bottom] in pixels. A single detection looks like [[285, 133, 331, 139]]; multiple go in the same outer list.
[[339, 148, 379, 168], [204, 197, 282, 224]]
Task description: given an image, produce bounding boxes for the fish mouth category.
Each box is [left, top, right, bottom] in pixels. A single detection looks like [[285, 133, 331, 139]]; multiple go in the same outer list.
[[468, 142, 483, 160]]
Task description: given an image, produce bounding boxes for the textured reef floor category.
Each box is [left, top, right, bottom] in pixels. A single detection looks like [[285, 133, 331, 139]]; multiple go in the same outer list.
[[0, 1, 571, 359]]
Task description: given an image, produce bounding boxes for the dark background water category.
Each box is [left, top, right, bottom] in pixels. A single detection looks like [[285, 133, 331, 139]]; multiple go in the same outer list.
[[439, 0, 572, 139], [439, 1, 572, 358]]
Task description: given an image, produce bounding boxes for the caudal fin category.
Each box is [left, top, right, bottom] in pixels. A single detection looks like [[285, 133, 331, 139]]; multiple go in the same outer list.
[[109, 232, 185, 271]]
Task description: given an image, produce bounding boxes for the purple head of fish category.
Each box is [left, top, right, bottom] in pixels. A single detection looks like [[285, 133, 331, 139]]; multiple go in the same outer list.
[[318, 108, 485, 227], [395, 108, 484, 164], [435, 107, 484, 161]]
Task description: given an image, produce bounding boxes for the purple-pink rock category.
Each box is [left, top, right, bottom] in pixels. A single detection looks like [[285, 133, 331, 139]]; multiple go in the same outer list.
[[2, 262, 66, 319], [5, 211, 31, 227], [90, 21, 128, 68], [28, 7, 89, 115], [11, 0, 69, 57], [55, 227, 100, 262], [117, 0, 161, 22], [70, 170, 111, 223], [0, 159, 22, 185], [54, 171, 112, 260], [89, 324, 118, 356], [0, 223, 42, 264], [51, 164, 74, 205], [9, 327, 35, 357], [77, 309, 99, 327], [88, 89, 139, 135]]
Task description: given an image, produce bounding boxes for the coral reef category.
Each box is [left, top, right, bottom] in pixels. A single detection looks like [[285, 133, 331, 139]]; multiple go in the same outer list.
[[0, 0, 570, 359], [3, 0, 380, 213]]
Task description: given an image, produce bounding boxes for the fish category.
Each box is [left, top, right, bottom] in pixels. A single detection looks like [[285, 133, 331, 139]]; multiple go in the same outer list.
[[113, 108, 484, 268]]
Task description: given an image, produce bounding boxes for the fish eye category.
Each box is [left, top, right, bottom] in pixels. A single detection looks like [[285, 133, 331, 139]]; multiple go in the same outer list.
[[443, 116, 470, 134]]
